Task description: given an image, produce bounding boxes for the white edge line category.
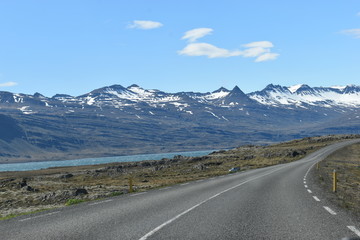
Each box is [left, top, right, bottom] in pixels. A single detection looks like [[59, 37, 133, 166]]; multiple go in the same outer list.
[[180, 183, 189, 186], [139, 165, 287, 240], [313, 196, 320, 201], [19, 211, 60, 222], [131, 192, 147, 197], [323, 206, 337, 215], [347, 226, 360, 237]]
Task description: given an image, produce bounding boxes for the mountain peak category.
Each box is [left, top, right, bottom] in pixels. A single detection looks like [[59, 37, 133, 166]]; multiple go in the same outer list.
[[231, 85, 242, 92], [128, 84, 140, 89], [212, 87, 229, 93]]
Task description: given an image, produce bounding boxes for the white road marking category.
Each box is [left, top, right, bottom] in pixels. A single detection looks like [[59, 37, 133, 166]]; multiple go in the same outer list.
[[19, 211, 60, 222], [307, 189, 312, 193], [139, 165, 288, 240], [159, 187, 172, 191], [347, 226, 360, 237], [303, 181, 306, 184], [219, 176, 225, 178], [196, 180, 204, 182], [323, 206, 337, 215], [180, 183, 189, 186], [88, 199, 113, 206], [131, 192, 147, 197], [304, 185, 308, 188], [313, 196, 320, 201]]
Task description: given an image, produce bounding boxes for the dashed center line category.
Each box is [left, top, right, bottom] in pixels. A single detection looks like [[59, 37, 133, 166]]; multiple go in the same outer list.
[[347, 226, 360, 237], [19, 211, 60, 222], [307, 189, 312, 193], [304, 185, 308, 188], [323, 206, 337, 215], [313, 196, 320, 202]]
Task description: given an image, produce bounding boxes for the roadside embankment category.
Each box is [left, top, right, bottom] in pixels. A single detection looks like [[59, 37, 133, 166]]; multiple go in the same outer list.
[[314, 142, 360, 217], [0, 134, 359, 219]]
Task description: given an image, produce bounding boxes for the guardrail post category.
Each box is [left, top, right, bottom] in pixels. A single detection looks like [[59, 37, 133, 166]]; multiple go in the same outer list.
[[332, 169, 337, 192]]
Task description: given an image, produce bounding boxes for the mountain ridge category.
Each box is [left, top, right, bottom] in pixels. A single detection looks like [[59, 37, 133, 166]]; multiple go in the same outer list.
[[0, 83, 359, 163]]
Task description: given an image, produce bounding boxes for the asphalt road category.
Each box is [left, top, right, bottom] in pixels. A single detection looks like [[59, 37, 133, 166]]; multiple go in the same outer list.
[[1, 140, 360, 240]]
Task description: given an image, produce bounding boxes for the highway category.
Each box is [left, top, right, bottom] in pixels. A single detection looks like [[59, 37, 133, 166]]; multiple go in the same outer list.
[[1, 140, 360, 239]]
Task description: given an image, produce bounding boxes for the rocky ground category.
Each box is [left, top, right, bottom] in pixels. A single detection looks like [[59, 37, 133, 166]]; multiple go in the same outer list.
[[314, 141, 360, 217], [0, 134, 359, 219]]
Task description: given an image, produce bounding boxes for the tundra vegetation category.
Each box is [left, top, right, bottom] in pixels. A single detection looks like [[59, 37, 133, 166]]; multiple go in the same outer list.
[[314, 142, 360, 217], [0, 134, 359, 219]]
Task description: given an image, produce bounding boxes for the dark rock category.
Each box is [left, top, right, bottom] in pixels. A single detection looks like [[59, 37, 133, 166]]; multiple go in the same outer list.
[[60, 173, 74, 179], [19, 179, 27, 188], [26, 186, 37, 192], [74, 188, 88, 196]]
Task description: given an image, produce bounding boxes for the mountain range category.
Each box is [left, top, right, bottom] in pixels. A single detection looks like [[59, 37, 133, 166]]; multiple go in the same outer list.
[[0, 84, 359, 163]]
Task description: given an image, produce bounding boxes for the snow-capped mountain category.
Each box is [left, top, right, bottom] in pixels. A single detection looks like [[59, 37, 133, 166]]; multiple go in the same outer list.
[[0, 83, 359, 163], [249, 84, 360, 108]]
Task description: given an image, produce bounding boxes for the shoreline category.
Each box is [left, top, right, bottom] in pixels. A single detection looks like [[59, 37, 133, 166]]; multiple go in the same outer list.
[[0, 149, 216, 172]]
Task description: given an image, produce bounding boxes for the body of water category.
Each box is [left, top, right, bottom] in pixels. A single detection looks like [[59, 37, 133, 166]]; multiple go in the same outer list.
[[0, 150, 214, 172]]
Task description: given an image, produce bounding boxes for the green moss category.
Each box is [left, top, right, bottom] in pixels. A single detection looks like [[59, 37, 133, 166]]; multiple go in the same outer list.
[[65, 199, 85, 206]]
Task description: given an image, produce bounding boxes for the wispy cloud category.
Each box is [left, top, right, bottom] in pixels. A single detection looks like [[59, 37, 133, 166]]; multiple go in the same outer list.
[[178, 29, 279, 62], [0, 81, 18, 87], [341, 29, 360, 38], [181, 28, 213, 42], [128, 20, 163, 30], [178, 43, 242, 58], [255, 53, 280, 62]]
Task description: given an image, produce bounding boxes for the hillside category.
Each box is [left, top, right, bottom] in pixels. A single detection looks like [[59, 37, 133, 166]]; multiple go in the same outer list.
[[0, 84, 359, 163]]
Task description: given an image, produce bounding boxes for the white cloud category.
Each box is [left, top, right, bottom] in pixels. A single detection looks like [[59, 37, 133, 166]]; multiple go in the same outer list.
[[178, 41, 279, 62], [0, 81, 18, 87], [255, 53, 280, 62], [181, 28, 213, 42], [242, 41, 274, 48], [242, 47, 269, 57], [357, 12, 360, 16], [178, 28, 279, 62], [128, 20, 163, 30], [178, 43, 242, 58], [341, 29, 360, 38]]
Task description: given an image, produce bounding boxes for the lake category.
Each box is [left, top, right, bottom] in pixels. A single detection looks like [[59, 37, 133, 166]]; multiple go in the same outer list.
[[0, 150, 214, 172]]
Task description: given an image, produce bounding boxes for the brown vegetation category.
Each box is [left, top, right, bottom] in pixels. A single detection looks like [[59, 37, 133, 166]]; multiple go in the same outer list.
[[0, 134, 358, 219], [315, 142, 360, 216]]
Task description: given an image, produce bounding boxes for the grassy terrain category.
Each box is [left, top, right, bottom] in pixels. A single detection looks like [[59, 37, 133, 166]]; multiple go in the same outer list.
[[315, 142, 360, 216], [0, 134, 358, 219]]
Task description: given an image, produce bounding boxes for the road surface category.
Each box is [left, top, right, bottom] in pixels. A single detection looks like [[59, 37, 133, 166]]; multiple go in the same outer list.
[[1, 140, 360, 239]]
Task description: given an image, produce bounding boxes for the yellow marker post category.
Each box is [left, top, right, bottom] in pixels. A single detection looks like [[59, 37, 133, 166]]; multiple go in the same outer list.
[[332, 170, 337, 192]]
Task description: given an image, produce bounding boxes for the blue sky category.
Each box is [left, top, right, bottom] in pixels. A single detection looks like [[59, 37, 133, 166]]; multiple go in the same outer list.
[[0, 0, 359, 97]]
